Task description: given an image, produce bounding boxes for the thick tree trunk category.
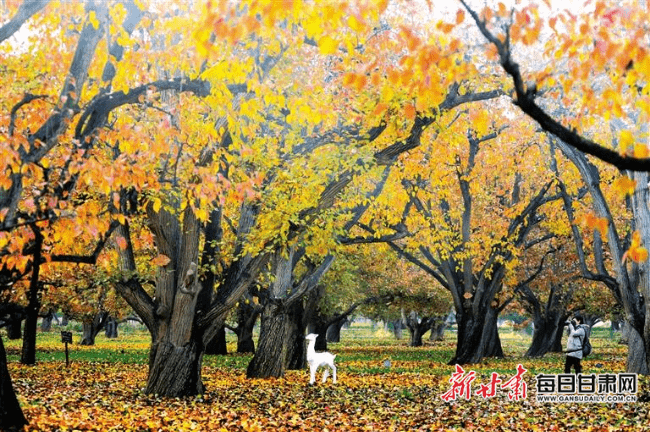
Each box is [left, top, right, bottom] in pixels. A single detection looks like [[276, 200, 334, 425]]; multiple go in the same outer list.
[[80, 311, 109, 346], [525, 308, 567, 357], [429, 319, 446, 342], [40, 310, 55, 332], [6, 320, 22, 340], [80, 320, 96, 346], [627, 324, 649, 374], [326, 319, 346, 343], [204, 326, 227, 355], [20, 299, 38, 365], [146, 338, 205, 396], [403, 311, 432, 347], [391, 319, 404, 340], [449, 306, 503, 364], [104, 316, 118, 338], [0, 336, 27, 430], [307, 320, 329, 351], [286, 301, 306, 370], [235, 302, 259, 354], [246, 302, 291, 378]]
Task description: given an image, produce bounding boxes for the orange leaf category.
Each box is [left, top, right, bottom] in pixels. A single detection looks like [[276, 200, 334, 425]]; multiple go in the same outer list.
[[404, 103, 416, 120], [116, 236, 128, 250], [151, 254, 171, 266], [613, 176, 636, 196]]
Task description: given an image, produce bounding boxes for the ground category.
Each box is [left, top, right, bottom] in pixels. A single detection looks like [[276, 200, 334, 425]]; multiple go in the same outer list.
[[4, 322, 650, 431]]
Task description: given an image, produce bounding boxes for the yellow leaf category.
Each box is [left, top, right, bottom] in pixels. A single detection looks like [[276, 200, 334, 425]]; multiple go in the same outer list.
[[318, 36, 338, 55], [619, 130, 635, 152], [89, 10, 100, 30], [613, 176, 636, 196], [634, 144, 649, 158], [629, 246, 648, 263], [152, 197, 162, 213]]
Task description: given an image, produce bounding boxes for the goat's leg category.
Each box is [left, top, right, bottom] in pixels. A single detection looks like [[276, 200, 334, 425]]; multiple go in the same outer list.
[[309, 365, 316, 385], [322, 368, 329, 383], [332, 364, 337, 383]]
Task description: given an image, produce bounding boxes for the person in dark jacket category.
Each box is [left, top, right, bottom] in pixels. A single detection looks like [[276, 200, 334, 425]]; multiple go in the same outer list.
[[565, 315, 586, 374]]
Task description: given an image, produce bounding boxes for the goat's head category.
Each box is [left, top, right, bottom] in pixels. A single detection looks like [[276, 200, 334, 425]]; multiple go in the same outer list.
[[305, 333, 318, 341]]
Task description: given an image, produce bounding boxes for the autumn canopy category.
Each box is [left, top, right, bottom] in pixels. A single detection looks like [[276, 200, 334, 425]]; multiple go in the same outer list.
[[1, 0, 650, 428]]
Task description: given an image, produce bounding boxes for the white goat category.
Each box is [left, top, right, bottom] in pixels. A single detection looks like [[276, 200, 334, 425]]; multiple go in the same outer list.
[[305, 333, 337, 385]]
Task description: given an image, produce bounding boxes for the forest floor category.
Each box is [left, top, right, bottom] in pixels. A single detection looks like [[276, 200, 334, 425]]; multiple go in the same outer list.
[[4, 322, 649, 431]]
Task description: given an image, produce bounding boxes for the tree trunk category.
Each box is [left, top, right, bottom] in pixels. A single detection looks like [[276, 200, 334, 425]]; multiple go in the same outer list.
[[21, 229, 43, 365], [246, 302, 291, 378], [80, 320, 96, 346], [286, 301, 306, 370], [104, 316, 118, 338], [326, 319, 346, 343], [391, 319, 404, 340], [40, 310, 55, 332], [146, 338, 205, 396], [449, 305, 503, 364], [20, 292, 39, 365], [429, 319, 446, 342], [204, 325, 227, 355], [80, 311, 109, 346], [403, 311, 432, 347], [526, 312, 565, 357], [627, 324, 649, 374], [6, 320, 22, 340], [0, 336, 27, 430], [307, 320, 329, 351], [235, 301, 259, 354]]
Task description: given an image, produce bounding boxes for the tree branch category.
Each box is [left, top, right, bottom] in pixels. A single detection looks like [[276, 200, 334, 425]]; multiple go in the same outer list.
[[461, 0, 650, 172]]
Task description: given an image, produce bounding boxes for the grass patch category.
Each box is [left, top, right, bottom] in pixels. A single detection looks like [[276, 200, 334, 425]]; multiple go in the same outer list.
[[3, 321, 646, 431]]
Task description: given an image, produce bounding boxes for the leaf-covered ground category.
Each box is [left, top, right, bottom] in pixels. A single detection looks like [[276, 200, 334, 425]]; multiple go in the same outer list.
[[6, 326, 650, 431]]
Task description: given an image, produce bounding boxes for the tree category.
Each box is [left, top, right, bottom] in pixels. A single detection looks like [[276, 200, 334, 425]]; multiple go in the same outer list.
[[357, 117, 562, 364], [462, 0, 650, 372]]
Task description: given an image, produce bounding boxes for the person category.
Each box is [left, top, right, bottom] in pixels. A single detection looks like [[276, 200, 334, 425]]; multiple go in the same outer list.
[[565, 315, 586, 374]]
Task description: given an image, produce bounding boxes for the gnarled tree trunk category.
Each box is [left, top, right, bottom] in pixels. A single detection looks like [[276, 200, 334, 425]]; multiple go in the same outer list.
[[80, 311, 109, 346], [450, 304, 503, 364], [246, 301, 291, 378]]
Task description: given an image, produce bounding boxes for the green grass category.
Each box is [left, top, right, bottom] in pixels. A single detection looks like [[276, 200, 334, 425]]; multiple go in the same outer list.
[[2, 320, 627, 376]]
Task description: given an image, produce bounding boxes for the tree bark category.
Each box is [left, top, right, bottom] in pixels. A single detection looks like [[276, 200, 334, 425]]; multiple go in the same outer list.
[[450, 305, 503, 364], [391, 319, 404, 340], [146, 338, 205, 396], [402, 311, 432, 347], [204, 326, 227, 355], [5, 318, 22, 340], [0, 336, 27, 430], [246, 302, 291, 378], [21, 226, 43, 365], [526, 311, 566, 357], [326, 319, 346, 343], [40, 310, 55, 332], [80, 311, 109, 346], [285, 301, 306, 370], [104, 316, 118, 338], [429, 318, 446, 342]]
